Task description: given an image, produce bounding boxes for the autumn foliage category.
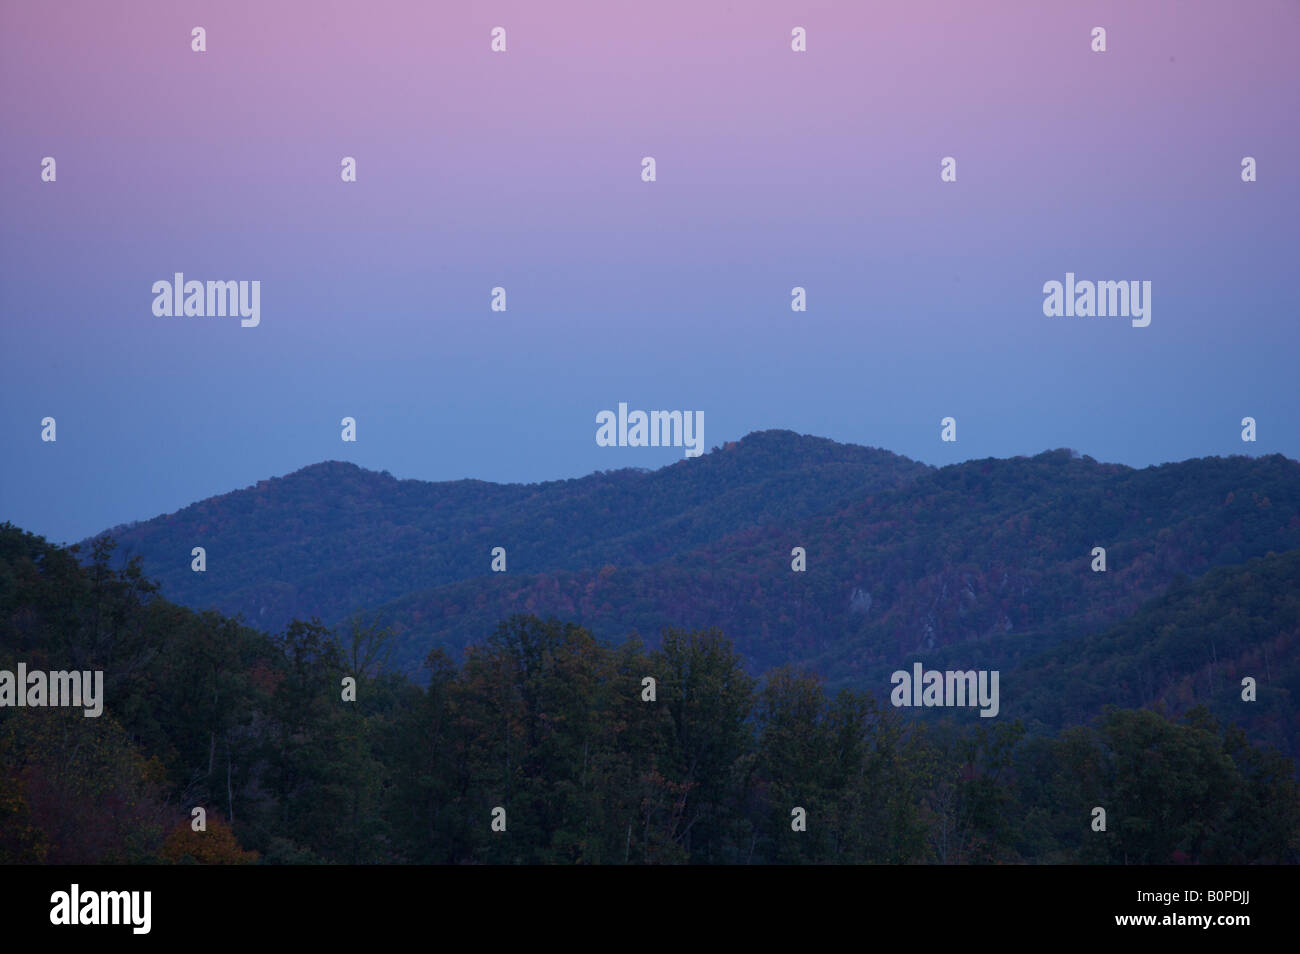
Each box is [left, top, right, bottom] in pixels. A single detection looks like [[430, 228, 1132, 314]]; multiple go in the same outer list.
[[161, 812, 258, 864]]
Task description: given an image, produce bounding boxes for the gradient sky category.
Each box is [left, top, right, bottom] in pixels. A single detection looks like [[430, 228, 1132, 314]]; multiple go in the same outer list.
[[2, 0, 1297, 545]]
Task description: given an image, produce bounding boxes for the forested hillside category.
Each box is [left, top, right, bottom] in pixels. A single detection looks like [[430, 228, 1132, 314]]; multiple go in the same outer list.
[[368, 448, 1300, 683], [1007, 548, 1300, 759], [3, 525, 1297, 865], [88, 430, 928, 634], [83, 435, 1300, 692]]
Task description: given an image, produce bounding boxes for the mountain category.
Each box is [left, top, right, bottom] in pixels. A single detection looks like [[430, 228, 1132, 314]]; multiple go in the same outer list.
[[86, 434, 1300, 694], [366, 449, 1300, 684], [1007, 547, 1300, 758], [86, 430, 929, 633]]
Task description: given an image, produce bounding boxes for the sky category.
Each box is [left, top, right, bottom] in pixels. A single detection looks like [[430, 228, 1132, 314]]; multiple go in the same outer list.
[[2, 0, 1297, 545]]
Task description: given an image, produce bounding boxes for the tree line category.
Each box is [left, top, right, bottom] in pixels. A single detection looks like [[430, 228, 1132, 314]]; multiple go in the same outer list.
[[1, 524, 1295, 864]]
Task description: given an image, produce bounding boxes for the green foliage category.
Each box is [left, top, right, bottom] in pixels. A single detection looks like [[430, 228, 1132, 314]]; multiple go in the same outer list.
[[1009, 548, 1300, 759], [366, 449, 1300, 685], [1, 523, 1297, 865], [83, 432, 928, 645]]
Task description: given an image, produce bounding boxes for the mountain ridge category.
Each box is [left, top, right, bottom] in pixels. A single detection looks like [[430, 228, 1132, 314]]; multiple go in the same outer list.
[[82, 432, 1300, 694], [85, 429, 931, 630]]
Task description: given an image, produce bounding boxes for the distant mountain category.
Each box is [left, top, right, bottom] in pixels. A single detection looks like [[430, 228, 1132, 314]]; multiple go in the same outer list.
[[87, 435, 1300, 695], [1006, 547, 1300, 758], [359, 449, 1300, 686], [87, 430, 930, 634]]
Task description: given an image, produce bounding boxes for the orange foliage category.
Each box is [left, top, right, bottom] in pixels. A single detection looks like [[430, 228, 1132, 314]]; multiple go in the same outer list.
[[160, 811, 259, 865]]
